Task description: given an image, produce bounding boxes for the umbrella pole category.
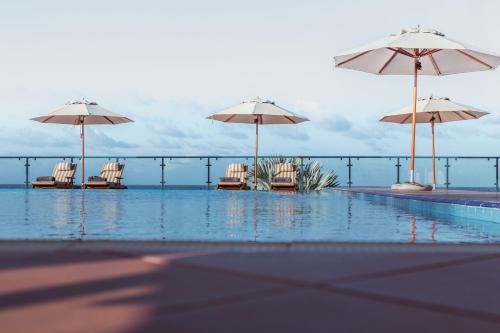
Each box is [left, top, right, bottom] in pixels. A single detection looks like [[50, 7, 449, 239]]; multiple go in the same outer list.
[[410, 59, 418, 183], [81, 122, 85, 189], [431, 120, 436, 190], [254, 119, 259, 190]]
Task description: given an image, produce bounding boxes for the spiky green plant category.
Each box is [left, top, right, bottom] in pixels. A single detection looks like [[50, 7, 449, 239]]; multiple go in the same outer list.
[[249, 157, 339, 192]]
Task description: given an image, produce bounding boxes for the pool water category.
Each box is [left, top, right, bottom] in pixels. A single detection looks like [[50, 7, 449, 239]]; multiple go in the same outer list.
[[1, 189, 500, 243]]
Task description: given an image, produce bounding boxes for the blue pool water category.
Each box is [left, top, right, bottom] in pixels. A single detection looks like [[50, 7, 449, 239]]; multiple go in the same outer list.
[[1, 189, 500, 243]]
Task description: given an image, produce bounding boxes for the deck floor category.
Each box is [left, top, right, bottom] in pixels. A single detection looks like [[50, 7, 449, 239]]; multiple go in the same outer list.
[[2, 240, 500, 332]]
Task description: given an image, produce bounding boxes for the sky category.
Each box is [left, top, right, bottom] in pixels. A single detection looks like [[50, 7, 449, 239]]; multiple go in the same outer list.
[[1, 0, 500, 163]]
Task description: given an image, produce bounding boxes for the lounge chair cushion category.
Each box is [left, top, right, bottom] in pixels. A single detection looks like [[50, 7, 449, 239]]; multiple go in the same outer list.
[[36, 176, 55, 182], [102, 163, 121, 171], [272, 177, 292, 183], [225, 164, 247, 183], [88, 176, 107, 182], [220, 177, 241, 182], [53, 162, 76, 183], [99, 163, 124, 183]]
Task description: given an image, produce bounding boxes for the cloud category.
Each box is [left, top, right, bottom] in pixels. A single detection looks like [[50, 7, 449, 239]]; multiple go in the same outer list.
[[0, 126, 79, 154], [217, 125, 249, 140], [271, 127, 310, 141], [323, 116, 352, 132], [87, 129, 139, 150], [154, 124, 203, 139]]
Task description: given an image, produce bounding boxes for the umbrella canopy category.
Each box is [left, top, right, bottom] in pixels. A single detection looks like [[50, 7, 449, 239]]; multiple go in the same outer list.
[[207, 97, 308, 125], [334, 27, 500, 75], [334, 26, 500, 187], [31, 100, 133, 125], [380, 96, 490, 189], [31, 100, 133, 187], [207, 97, 309, 189], [380, 96, 489, 123]]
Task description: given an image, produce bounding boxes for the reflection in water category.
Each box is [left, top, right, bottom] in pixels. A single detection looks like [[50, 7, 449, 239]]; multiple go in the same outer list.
[[222, 194, 246, 226], [4, 189, 500, 243], [160, 191, 166, 240], [410, 215, 416, 243], [53, 192, 74, 225], [205, 191, 211, 229], [431, 220, 437, 243], [346, 195, 353, 230], [79, 191, 86, 240], [23, 190, 30, 225], [252, 193, 260, 241], [273, 197, 308, 228], [101, 194, 122, 231]]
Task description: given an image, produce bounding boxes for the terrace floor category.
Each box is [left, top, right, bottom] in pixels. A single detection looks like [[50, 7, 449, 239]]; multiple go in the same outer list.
[[2, 240, 500, 332], [341, 187, 500, 207]]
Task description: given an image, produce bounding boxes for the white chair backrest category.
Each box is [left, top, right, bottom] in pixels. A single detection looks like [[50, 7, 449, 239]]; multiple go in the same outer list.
[[226, 163, 247, 182], [100, 163, 124, 183], [274, 163, 296, 183], [53, 162, 76, 183]]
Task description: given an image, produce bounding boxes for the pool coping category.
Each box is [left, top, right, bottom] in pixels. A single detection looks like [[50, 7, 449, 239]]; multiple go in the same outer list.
[[336, 188, 500, 209]]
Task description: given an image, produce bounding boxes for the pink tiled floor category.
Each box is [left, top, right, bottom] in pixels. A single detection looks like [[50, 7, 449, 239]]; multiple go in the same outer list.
[[1, 241, 500, 332]]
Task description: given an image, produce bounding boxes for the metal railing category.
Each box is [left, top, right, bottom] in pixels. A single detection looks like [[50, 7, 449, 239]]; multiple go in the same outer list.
[[0, 155, 498, 190]]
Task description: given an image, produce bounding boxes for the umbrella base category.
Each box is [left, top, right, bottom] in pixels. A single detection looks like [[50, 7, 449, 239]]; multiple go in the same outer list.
[[391, 182, 433, 191]]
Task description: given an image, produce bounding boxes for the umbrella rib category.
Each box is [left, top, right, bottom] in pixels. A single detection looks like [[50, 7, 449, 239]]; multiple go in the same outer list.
[[387, 47, 415, 58], [400, 113, 413, 124], [378, 51, 398, 74], [429, 54, 442, 75], [436, 112, 443, 123], [103, 116, 115, 124], [454, 111, 467, 120], [456, 50, 493, 69], [224, 114, 237, 122], [462, 111, 479, 119], [420, 49, 441, 57], [42, 116, 54, 123], [336, 50, 372, 66], [284, 116, 297, 124]]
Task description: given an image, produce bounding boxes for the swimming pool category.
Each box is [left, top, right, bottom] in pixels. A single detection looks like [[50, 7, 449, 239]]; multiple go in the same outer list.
[[1, 189, 500, 243]]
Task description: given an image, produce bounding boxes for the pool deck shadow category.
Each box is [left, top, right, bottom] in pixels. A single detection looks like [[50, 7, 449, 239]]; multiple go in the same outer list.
[[2, 240, 500, 332]]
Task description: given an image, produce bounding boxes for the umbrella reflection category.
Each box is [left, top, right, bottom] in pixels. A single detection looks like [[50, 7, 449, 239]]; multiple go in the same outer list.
[[78, 191, 86, 240], [431, 220, 437, 243], [410, 215, 416, 243]]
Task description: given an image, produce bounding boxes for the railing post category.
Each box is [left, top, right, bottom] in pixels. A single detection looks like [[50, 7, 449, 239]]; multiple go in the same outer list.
[[160, 158, 166, 189], [24, 158, 30, 188], [495, 157, 499, 192], [206, 157, 211, 189], [445, 157, 450, 189], [347, 157, 353, 188], [396, 157, 401, 184]]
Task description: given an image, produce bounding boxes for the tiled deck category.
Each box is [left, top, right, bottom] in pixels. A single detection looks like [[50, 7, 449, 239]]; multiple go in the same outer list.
[[340, 187, 500, 207], [2, 240, 500, 332]]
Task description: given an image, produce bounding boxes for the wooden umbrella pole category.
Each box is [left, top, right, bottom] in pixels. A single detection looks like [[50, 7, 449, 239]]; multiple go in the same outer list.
[[431, 120, 436, 190], [81, 120, 85, 189], [254, 118, 259, 190], [410, 59, 418, 183]]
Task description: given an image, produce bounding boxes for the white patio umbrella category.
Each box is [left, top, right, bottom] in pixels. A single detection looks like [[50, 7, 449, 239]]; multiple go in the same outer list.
[[334, 27, 500, 188], [380, 96, 489, 189], [31, 100, 133, 186], [207, 97, 309, 189]]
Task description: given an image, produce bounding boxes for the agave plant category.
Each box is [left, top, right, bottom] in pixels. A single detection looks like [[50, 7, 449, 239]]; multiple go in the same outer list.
[[249, 157, 339, 192]]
